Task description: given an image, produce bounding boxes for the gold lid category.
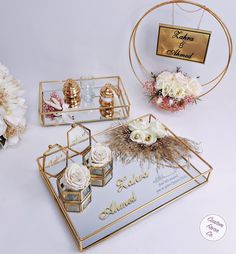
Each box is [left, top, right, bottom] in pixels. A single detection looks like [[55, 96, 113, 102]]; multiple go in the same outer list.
[[63, 79, 81, 108], [100, 83, 114, 98], [63, 79, 80, 96]]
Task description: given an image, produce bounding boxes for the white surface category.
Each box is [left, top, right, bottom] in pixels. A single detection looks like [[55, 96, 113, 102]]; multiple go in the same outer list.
[[0, 0, 235, 253]]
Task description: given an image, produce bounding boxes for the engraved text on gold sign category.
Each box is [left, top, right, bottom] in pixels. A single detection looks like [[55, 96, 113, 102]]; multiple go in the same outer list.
[[156, 24, 211, 64]]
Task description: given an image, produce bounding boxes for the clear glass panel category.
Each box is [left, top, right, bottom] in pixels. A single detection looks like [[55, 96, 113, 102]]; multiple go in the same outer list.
[[67, 125, 91, 154], [43, 145, 67, 177]]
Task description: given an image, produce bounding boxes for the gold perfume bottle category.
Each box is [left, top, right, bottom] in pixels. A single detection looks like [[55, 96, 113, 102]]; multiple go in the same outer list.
[[99, 83, 121, 118], [63, 79, 81, 108]]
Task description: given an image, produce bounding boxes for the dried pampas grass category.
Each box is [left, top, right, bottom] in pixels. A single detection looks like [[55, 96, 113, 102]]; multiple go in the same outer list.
[[107, 124, 199, 167]]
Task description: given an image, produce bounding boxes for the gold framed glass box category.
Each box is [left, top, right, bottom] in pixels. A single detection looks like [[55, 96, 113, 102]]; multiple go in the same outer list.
[[86, 158, 113, 187], [57, 174, 92, 202], [37, 114, 213, 251], [90, 169, 113, 187], [62, 194, 92, 213], [38, 76, 130, 126], [57, 174, 92, 213]]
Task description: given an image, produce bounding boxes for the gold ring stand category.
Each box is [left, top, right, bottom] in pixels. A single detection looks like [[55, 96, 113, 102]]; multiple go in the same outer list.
[[129, 0, 233, 97]]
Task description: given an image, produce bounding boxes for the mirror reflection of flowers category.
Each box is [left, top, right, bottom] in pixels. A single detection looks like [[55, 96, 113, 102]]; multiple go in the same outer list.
[[61, 163, 90, 191], [0, 63, 27, 148], [143, 68, 202, 112]]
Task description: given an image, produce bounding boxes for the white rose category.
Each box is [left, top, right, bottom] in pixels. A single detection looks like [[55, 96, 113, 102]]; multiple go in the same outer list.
[[161, 82, 172, 97], [174, 72, 187, 84], [157, 71, 173, 81], [155, 71, 173, 91], [0, 116, 7, 136], [128, 119, 150, 131], [91, 143, 112, 166], [148, 121, 167, 138], [175, 86, 187, 100], [130, 129, 146, 144], [63, 163, 90, 191], [187, 78, 202, 97], [142, 131, 157, 145]]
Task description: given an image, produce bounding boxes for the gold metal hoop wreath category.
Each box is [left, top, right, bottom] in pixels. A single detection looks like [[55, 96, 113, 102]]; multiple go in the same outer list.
[[129, 0, 233, 98]]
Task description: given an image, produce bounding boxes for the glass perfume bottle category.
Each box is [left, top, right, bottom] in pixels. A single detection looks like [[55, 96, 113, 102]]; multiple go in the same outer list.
[[80, 75, 95, 108]]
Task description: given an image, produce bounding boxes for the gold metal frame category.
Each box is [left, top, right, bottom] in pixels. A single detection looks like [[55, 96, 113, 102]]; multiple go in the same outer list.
[[128, 0, 233, 97], [42, 144, 68, 178], [37, 114, 213, 251], [38, 76, 131, 127], [90, 168, 113, 187]]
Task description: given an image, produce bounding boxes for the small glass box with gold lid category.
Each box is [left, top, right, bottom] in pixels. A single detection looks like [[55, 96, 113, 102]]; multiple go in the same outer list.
[[86, 142, 113, 187], [56, 166, 92, 213]]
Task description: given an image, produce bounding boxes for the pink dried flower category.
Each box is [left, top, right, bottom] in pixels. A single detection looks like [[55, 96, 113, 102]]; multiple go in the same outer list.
[[43, 91, 63, 119], [151, 95, 196, 112], [143, 80, 157, 96]]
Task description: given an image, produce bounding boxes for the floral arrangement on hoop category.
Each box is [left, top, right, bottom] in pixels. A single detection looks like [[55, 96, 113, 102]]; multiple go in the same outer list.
[[0, 63, 27, 148], [107, 118, 198, 167], [143, 68, 202, 112]]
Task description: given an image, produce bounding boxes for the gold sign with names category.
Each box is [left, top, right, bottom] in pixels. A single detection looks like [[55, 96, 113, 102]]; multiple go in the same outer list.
[[156, 24, 211, 64]]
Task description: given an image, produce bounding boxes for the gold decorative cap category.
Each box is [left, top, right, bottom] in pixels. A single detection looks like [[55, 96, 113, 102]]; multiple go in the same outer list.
[[100, 83, 114, 98], [63, 79, 80, 97], [63, 79, 81, 107]]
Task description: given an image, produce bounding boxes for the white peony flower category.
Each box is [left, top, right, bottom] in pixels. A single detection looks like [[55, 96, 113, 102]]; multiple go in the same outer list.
[[128, 118, 150, 131], [91, 143, 112, 166], [62, 163, 90, 191], [130, 129, 146, 144], [148, 121, 167, 138], [0, 63, 26, 148]]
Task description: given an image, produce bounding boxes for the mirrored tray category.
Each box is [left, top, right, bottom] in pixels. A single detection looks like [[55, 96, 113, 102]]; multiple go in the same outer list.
[[38, 76, 130, 126], [37, 114, 213, 251]]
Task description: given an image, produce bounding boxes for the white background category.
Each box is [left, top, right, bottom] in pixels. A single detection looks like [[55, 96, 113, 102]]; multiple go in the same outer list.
[[0, 0, 235, 253]]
